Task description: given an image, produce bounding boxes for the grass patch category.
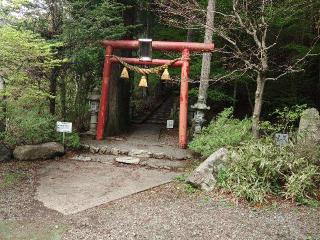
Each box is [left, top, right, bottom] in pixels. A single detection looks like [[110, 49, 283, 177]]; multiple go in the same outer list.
[[0, 172, 25, 189], [0, 220, 67, 240], [174, 174, 188, 182]]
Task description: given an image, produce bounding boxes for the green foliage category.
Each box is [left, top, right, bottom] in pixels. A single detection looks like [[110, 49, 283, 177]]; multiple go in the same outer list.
[[0, 25, 60, 146], [260, 104, 307, 135], [175, 174, 188, 182], [63, 0, 127, 49], [0, 25, 58, 80], [189, 108, 252, 157], [1, 108, 56, 146], [184, 183, 197, 194], [218, 140, 320, 203], [62, 132, 81, 149], [189, 89, 234, 103], [59, 0, 128, 130]]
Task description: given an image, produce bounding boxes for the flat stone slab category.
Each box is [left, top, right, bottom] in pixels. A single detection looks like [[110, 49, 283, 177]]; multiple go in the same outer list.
[[71, 155, 92, 161], [115, 156, 140, 164], [36, 160, 178, 215]]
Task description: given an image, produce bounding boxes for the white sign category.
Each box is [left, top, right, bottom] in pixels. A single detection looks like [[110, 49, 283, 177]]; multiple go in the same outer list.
[[167, 120, 174, 129], [275, 133, 289, 146], [56, 122, 72, 133]]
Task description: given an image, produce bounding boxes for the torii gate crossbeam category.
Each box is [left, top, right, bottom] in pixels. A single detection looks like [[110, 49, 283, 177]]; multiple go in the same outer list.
[[97, 40, 214, 149]]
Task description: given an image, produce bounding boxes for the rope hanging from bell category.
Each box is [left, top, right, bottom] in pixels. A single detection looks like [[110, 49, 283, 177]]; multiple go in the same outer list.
[[139, 75, 148, 88], [161, 68, 171, 81], [120, 67, 129, 79]]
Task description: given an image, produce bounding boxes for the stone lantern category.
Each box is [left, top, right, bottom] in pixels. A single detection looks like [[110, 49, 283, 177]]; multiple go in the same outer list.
[[87, 87, 101, 136], [192, 96, 210, 134]]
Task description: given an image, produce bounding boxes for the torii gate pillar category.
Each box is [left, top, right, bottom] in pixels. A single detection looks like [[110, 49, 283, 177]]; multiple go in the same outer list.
[[179, 49, 190, 148], [96, 40, 214, 149]]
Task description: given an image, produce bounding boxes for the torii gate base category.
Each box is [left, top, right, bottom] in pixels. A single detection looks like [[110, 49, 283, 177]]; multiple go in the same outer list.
[[96, 40, 214, 149]]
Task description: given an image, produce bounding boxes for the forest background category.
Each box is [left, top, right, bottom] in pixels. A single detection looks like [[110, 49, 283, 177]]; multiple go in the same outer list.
[[0, 0, 319, 146]]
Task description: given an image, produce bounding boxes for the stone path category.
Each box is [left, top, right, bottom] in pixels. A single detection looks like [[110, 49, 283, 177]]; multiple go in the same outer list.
[[82, 124, 192, 160], [36, 122, 190, 215], [31, 102, 195, 216], [36, 159, 180, 215]]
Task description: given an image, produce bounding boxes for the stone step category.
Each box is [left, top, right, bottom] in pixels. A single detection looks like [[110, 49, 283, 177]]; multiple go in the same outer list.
[[81, 144, 192, 161], [142, 96, 177, 125], [71, 154, 187, 172]]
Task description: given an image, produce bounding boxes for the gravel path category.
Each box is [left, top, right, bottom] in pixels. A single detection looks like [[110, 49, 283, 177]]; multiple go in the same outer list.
[[0, 161, 319, 240]]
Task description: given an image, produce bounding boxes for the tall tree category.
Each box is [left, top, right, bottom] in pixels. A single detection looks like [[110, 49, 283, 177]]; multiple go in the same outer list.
[[47, 0, 64, 115], [193, 0, 216, 134], [155, 0, 319, 137], [62, 0, 128, 131]]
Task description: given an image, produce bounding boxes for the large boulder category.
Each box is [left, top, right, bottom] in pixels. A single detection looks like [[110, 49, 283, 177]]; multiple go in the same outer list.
[[298, 108, 320, 143], [13, 142, 64, 161], [0, 143, 12, 162], [187, 148, 228, 192]]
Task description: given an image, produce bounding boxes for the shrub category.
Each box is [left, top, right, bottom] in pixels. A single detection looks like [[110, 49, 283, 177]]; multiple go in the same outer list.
[[218, 139, 320, 203], [1, 108, 56, 146], [189, 107, 252, 157], [61, 132, 81, 149], [260, 104, 307, 136]]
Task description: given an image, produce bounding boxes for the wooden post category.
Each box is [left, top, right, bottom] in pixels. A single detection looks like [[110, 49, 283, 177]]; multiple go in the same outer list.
[[96, 46, 113, 140], [179, 49, 190, 149]]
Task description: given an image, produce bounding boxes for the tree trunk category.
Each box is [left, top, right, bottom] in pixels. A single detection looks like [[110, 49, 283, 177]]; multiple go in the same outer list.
[[49, 68, 58, 115], [252, 73, 266, 138], [198, 0, 216, 101], [193, 0, 216, 133], [104, 0, 134, 136], [59, 75, 67, 121], [233, 81, 237, 109], [47, 0, 63, 115]]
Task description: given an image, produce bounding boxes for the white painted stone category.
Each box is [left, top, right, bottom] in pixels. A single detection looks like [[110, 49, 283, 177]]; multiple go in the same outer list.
[[71, 155, 92, 162], [115, 156, 140, 165]]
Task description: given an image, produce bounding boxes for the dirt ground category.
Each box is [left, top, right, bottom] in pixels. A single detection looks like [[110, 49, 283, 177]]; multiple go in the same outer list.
[[0, 160, 319, 240]]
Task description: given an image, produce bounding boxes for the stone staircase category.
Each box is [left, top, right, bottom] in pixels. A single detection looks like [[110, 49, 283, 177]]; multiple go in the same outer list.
[[145, 96, 176, 125], [80, 96, 189, 172], [80, 127, 192, 172]]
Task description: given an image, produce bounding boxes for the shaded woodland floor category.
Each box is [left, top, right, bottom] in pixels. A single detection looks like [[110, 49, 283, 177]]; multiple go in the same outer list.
[[0, 160, 319, 240]]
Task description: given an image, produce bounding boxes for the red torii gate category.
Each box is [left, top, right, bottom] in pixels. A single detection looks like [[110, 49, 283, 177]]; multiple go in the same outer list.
[[97, 40, 215, 149]]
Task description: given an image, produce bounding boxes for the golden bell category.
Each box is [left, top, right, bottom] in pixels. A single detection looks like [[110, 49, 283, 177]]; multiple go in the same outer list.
[[120, 67, 129, 79], [161, 68, 171, 81], [139, 75, 148, 88]]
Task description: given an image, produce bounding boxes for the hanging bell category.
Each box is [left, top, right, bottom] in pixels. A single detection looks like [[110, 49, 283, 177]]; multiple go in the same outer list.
[[161, 68, 171, 81], [139, 75, 148, 88], [120, 67, 129, 79]]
